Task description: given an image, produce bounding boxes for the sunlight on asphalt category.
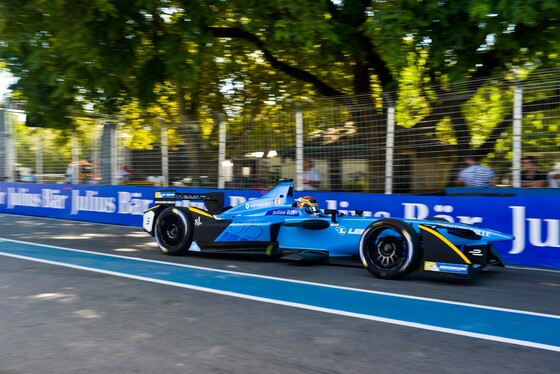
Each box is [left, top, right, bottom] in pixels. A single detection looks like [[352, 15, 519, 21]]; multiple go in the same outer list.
[[29, 292, 77, 302], [113, 248, 140, 252], [52, 233, 128, 240], [14, 220, 46, 226], [126, 231, 150, 238], [73, 309, 102, 319], [51, 235, 92, 240]]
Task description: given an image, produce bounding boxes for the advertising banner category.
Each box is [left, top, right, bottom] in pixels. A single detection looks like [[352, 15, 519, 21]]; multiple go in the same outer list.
[[0, 183, 558, 270]]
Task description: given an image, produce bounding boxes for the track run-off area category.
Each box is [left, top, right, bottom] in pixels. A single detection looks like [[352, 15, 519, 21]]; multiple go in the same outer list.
[[0, 214, 559, 373], [1, 237, 559, 353]]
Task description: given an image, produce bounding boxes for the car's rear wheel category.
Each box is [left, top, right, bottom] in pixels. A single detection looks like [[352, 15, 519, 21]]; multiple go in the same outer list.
[[154, 207, 194, 256], [359, 218, 420, 280]]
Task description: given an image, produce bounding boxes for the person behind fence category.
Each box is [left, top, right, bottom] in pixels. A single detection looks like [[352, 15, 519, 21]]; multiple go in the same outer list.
[[119, 164, 136, 183], [548, 162, 560, 188], [521, 156, 547, 188], [454, 155, 497, 187], [303, 159, 321, 190]]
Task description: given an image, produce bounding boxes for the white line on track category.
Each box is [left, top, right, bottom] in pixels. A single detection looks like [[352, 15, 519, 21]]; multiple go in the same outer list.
[[0, 237, 559, 353], [0, 236, 559, 319]]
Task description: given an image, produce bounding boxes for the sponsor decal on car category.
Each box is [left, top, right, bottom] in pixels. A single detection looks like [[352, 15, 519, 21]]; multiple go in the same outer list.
[[142, 210, 155, 232], [155, 191, 175, 199], [468, 248, 484, 256], [154, 191, 176, 205], [154, 200, 176, 205], [266, 209, 300, 216], [424, 261, 469, 275], [245, 201, 273, 209], [335, 227, 364, 236], [348, 228, 365, 235]]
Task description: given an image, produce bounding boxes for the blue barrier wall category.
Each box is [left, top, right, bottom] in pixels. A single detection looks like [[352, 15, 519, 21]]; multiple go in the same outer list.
[[1, 183, 559, 270]]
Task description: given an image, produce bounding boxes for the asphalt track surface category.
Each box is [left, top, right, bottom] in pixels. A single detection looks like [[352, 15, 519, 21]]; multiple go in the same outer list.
[[0, 214, 559, 374]]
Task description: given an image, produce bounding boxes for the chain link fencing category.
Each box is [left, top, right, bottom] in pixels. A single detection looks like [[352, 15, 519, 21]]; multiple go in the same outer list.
[[2, 69, 559, 193]]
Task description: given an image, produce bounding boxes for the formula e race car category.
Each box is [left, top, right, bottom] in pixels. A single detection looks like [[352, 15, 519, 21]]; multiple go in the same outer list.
[[142, 179, 514, 280]]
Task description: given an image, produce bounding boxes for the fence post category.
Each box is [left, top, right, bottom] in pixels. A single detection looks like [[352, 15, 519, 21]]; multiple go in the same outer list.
[[6, 107, 16, 182], [218, 113, 226, 189], [294, 103, 304, 191], [0, 109, 5, 180], [111, 126, 118, 185], [385, 104, 396, 194], [36, 129, 43, 184], [100, 123, 117, 185], [160, 120, 169, 187], [116, 125, 124, 185], [71, 131, 80, 184], [512, 78, 523, 188], [0, 109, 9, 181], [92, 122, 101, 185]]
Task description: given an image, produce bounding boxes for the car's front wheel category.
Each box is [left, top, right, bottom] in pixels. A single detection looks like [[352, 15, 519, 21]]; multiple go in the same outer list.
[[359, 218, 420, 280], [154, 207, 194, 256]]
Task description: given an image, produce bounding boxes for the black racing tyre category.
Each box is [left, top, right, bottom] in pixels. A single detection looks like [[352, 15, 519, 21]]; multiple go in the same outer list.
[[359, 218, 420, 280], [154, 207, 194, 256]]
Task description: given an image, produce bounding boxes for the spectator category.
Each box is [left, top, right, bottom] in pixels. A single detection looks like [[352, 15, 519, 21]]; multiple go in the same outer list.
[[119, 165, 132, 182], [27, 169, 37, 183], [454, 155, 497, 187], [548, 162, 560, 188], [303, 159, 321, 190], [521, 156, 547, 188]]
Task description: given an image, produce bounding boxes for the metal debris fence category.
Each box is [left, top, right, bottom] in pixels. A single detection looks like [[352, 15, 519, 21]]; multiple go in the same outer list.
[[1, 69, 559, 193]]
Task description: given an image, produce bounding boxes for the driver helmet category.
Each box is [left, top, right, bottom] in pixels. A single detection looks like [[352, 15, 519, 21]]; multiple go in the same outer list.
[[297, 196, 320, 216]]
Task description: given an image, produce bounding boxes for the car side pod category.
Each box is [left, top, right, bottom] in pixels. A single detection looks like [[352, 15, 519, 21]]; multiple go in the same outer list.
[[282, 219, 330, 230], [280, 251, 329, 263]]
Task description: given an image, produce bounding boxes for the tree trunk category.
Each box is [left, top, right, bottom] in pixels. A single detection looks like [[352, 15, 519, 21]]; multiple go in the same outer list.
[[175, 83, 203, 186]]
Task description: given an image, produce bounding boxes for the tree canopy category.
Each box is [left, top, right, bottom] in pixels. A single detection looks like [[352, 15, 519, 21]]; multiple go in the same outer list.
[[2, 0, 559, 123], [1, 0, 560, 188]]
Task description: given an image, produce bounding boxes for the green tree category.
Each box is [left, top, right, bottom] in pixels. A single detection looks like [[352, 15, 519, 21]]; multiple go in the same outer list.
[[1, 0, 560, 188]]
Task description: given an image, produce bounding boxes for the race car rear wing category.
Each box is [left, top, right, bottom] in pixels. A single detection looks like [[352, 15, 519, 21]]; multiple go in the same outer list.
[[154, 190, 225, 215]]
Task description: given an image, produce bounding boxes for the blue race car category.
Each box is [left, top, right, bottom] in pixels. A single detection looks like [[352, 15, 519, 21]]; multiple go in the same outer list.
[[142, 178, 514, 280]]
